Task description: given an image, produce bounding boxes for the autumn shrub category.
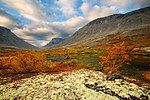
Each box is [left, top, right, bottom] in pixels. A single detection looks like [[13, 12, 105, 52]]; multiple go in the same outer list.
[[0, 57, 16, 70], [143, 71, 150, 81], [0, 50, 17, 57], [0, 57, 23, 75], [0, 57, 9, 69], [17, 50, 47, 72], [0, 50, 49, 76], [100, 42, 132, 73], [45, 61, 59, 71], [7, 57, 24, 72], [50, 60, 80, 72], [0, 50, 81, 76], [52, 63, 80, 72]]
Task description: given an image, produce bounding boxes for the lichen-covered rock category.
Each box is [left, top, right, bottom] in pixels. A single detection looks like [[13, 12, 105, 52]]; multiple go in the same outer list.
[[107, 73, 124, 81], [0, 69, 149, 100]]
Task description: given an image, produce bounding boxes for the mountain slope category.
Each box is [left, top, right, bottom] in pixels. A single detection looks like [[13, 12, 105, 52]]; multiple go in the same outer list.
[[43, 38, 65, 48], [0, 26, 38, 50], [55, 6, 150, 48]]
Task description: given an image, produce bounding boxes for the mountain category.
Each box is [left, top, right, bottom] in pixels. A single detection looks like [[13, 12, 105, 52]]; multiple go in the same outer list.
[[43, 37, 65, 48], [0, 26, 38, 50], [55, 6, 150, 48]]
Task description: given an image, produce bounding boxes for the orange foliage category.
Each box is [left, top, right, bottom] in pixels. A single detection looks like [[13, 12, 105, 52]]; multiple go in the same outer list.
[[0, 50, 80, 76], [52, 66, 80, 72], [0, 57, 20, 75], [100, 42, 132, 73], [143, 71, 150, 81], [0, 50, 17, 57], [0, 50, 47, 76], [49, 60, 78, 72], [17, 51, 46, 72], [103, 66, 120, 73]]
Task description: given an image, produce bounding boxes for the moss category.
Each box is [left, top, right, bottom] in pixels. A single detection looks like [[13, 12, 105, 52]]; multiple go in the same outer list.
[[45, 49, 106, 71]]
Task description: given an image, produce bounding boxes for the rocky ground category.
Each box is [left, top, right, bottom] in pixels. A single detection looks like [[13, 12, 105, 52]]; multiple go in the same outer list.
[[0, 69, 150, 100]]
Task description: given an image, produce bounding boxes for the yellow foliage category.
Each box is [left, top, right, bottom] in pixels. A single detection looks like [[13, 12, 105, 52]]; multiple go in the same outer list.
[[46, 61, 58, 70]]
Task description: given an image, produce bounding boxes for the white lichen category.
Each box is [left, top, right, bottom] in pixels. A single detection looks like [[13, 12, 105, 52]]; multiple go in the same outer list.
[[0, 69, 149, 100]]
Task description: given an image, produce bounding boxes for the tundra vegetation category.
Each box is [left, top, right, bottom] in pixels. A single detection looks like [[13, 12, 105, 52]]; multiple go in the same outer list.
[[0, 41, 149, 83]]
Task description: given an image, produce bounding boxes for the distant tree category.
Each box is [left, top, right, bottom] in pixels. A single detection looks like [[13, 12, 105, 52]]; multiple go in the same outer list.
[[100, 42, 132, 73]]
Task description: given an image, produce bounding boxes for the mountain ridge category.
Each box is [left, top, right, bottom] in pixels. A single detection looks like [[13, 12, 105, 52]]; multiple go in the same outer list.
[[53, 6, 150, 48], [43, 37, 65, 48]]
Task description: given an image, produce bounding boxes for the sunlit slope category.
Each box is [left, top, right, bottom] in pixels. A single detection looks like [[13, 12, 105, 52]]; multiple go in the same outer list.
[[54, 6, 150, 48]]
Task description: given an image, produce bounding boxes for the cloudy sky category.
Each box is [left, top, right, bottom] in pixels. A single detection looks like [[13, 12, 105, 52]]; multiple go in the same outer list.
[[0, 0, 149, 47]]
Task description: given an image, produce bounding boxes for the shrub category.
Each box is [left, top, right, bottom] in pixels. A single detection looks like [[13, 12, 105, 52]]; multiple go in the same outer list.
[[0, 50, 47, 75], [100, 42, 132, 73], [0, 50, 80, 76], [0, 57, 22, 75], [17, 51, 46, 72], [45, 61, 59, 71], [143, 71, 150, 81], [50, 60, 80, 72]]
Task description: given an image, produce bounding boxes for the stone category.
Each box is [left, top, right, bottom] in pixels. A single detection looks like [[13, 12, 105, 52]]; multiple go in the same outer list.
[[107, 73, 124, 81]]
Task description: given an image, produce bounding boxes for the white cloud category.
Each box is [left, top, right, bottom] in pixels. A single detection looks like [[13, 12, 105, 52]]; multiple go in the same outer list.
[[0, 16, 13, 27], [0, 9, 18, 28], [56, 0, 77, 17], [25, 40, 55, 47], [51, 16, 89, 34], [80, 2, 116, 21], [103, 0, 128, 8], [102, 0, 150, 8], [11, 16, 88, 47], [12, 24, 58, 47], [80, 2, 89, 16], [1, 0, 51, 22]]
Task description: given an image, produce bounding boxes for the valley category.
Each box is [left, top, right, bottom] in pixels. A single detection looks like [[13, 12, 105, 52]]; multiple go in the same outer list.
[[0, 6, 150, 100]]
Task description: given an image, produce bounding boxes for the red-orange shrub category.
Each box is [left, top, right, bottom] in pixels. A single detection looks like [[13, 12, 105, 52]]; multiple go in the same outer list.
[[0, 50, 81, 76], [49, 60, 81, 72], [17, 51, 46, 72], [100, 42, 132, 73], [0, 57, 21, 75], [0, 50, 48, 76], [143, 71, 150, 81]]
